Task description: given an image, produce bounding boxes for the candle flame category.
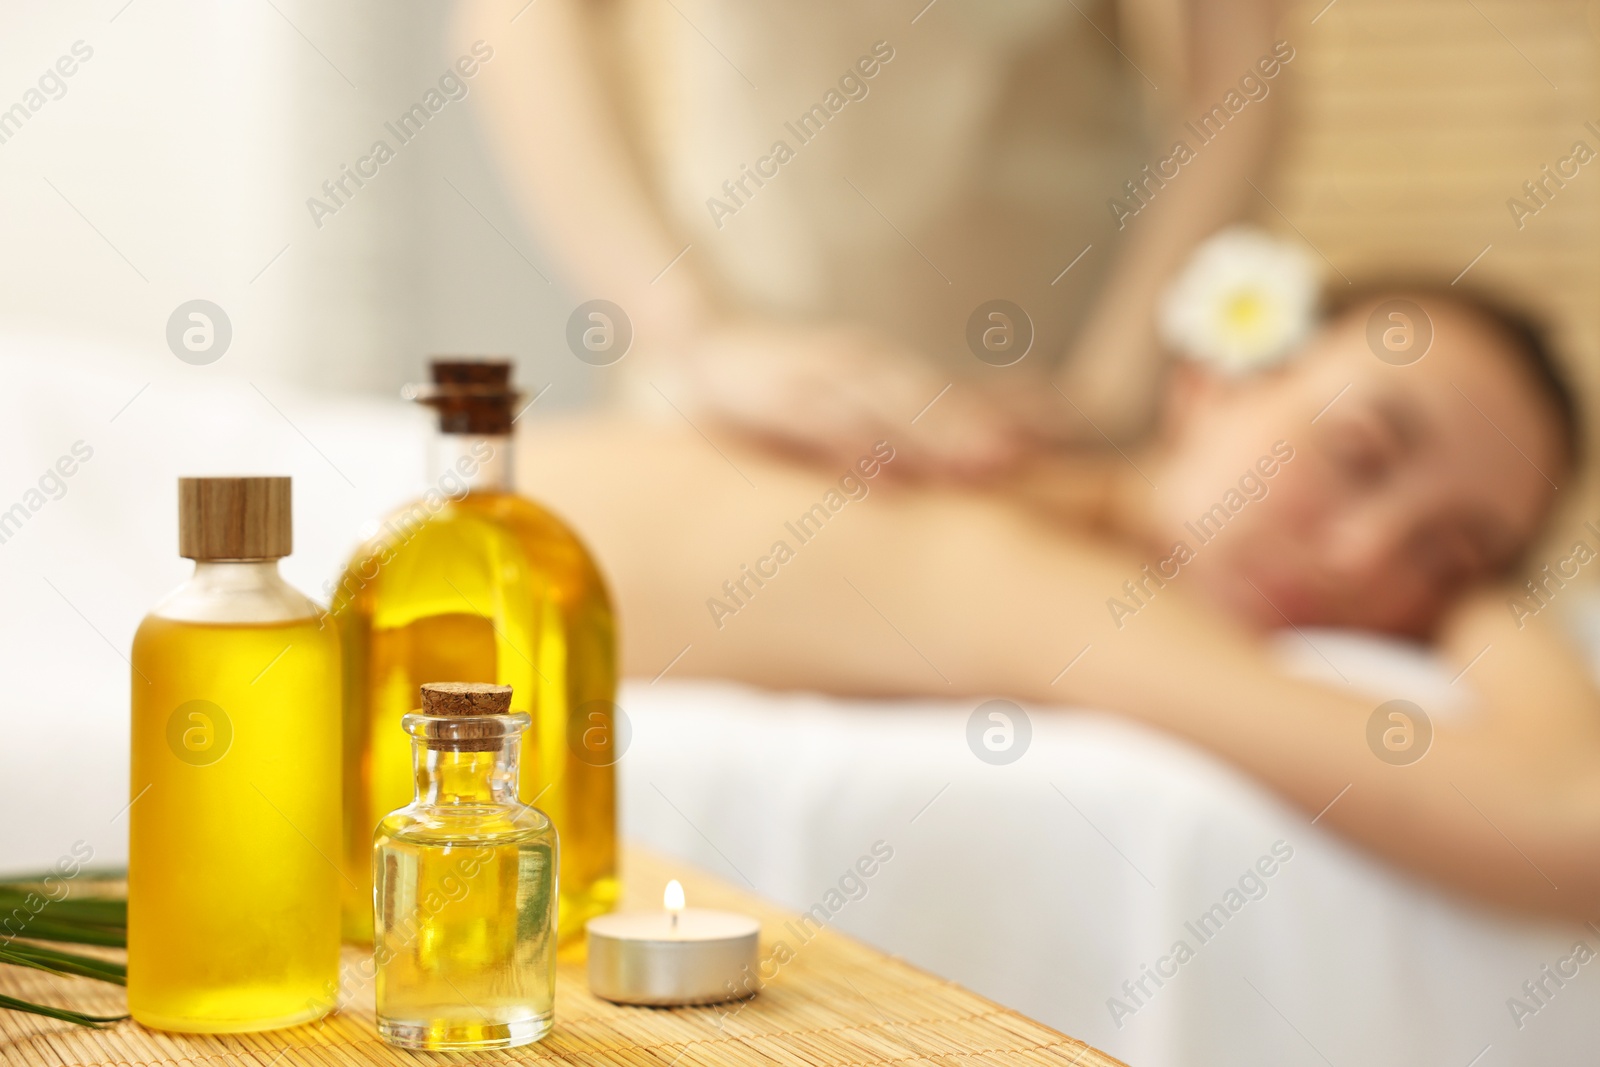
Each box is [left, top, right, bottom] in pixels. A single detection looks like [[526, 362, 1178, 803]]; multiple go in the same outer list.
[[663, 879, 686, 914]]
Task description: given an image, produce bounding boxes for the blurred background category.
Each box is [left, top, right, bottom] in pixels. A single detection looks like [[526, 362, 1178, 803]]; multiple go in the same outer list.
[[2, 0, 1597, 403], [6, 2, 1600, 1063], [0, 2, 589, 399]]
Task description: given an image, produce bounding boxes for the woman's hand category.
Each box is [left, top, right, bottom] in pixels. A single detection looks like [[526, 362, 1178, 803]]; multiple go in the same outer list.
[[664, 319, 1034, 480]]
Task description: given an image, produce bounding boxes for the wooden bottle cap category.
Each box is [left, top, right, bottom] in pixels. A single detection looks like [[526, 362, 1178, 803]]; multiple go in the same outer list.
[[417, 683, 517, 752], [178, 476, 291, 561]]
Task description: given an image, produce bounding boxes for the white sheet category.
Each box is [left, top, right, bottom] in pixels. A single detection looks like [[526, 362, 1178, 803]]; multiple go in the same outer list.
[[2, 340, 1596, 1065], [618, 672, 1598, 1067]]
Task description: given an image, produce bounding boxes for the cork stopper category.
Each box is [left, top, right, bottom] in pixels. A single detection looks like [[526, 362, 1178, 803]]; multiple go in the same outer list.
[[416, 682, 516, 751], [178, 476, 291, 561], [420, 682, 514, 716], [404, 359, 521, 435]]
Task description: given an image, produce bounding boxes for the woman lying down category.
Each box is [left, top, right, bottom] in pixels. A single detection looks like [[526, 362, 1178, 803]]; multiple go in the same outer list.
[[516, 284, 1596, 920]]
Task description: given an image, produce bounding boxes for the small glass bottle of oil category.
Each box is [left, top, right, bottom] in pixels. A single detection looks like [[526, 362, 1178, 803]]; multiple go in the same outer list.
[[333, 360, 617, 944], [374, 682, 557, 1051], [128, 476, 341, 1033]]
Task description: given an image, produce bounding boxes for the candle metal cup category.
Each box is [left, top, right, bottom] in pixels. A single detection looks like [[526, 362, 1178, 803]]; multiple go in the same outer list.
[[586, 909, 761, 1006]]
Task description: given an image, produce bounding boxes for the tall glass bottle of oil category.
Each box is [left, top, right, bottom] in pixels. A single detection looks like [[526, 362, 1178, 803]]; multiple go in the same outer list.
[[332, 360, 617, 942], [129, 476, 341, 1032]]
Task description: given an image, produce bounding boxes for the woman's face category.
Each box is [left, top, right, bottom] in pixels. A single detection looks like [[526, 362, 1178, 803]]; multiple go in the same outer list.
[[1151, 298, 1567, 637]]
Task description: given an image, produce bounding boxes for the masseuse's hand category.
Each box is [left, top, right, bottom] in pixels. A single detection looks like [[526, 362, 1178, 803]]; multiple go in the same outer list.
[[666, 320, 1029, 480]]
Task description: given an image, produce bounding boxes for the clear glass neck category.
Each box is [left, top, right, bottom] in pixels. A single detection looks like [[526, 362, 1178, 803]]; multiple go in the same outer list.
[[403, 712, 529, 806], [189, 559, 283, 587], [153, 559, 319, 624], [430, 434, 512, 494]]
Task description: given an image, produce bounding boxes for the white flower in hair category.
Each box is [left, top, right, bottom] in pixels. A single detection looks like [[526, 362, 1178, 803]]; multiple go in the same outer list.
[[1158, 226, 1319, 374]]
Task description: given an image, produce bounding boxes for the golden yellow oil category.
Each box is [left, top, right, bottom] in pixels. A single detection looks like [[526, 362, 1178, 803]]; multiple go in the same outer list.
[[374, 749, 557, 1050], [335, 490, 618, 942], [128, 614, 341, 1033]]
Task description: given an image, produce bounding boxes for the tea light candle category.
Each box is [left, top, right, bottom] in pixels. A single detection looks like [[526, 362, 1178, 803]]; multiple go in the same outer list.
[[586, 880, 761, 1006]]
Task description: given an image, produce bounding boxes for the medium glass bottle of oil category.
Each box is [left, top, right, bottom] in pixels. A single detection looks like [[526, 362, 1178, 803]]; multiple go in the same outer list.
[[128, 476, 341, 1032], [332, 360, 617, 942], [374, 682, 557, 1050]]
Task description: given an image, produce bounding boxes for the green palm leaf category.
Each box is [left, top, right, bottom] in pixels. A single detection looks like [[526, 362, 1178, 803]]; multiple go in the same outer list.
[[0, 992, 126, 1028], [0, 891, 126, 927], [0, 943, 125, 985], [0, 876, 129, 1027]]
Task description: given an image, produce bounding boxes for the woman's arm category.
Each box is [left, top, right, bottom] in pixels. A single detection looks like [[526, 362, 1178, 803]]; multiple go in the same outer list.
[[520, 417, 1600, 919], [828, 497, 1600, 919], [1055, 572, 1600, 922], [454, 0, 711, 347], [457, 1, 1024, 476], [1052, 0, 1285, 437]]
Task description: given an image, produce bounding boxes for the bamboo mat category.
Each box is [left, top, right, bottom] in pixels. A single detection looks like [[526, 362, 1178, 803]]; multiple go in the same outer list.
[[0, 845, 1125, 1067]]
